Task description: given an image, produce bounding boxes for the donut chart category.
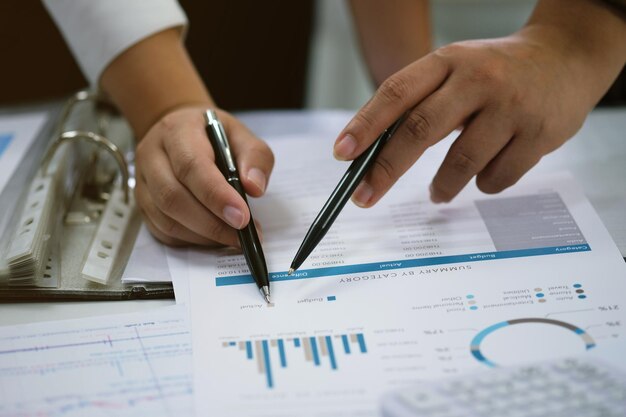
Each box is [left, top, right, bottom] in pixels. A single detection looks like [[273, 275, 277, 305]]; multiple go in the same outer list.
[[470, 318, 596, 367]]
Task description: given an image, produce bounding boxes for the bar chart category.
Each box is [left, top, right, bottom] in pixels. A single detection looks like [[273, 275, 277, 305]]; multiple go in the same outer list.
[[223, 333, 368, 389]]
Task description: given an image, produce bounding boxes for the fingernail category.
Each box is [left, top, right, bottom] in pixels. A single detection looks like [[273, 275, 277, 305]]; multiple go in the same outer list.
[[223, 205, 245, 229], [352, 182, 374, 207], [429, 184, 444, 204], [334, 134, 357, 160], [247, 168, 267, 193]]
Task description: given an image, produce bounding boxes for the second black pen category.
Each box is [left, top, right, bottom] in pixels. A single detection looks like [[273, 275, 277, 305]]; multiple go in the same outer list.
[[289, 116, 406, 274]]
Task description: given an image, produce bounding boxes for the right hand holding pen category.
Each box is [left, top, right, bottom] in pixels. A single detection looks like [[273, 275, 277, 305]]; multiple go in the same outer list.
[[134, 107, 274, 247]]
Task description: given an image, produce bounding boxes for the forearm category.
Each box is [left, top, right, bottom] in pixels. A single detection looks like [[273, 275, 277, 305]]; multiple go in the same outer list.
[[521, 0, 626, 107], [349, 0, 432, 86], [100, 28, 213, 139]]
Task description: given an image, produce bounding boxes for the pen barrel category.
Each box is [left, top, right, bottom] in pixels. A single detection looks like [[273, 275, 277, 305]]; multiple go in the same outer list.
[[230, 178, 269, 288], [290, 117, 405, 271]]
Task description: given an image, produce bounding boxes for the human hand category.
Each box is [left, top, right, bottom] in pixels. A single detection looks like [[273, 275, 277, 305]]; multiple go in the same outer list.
[[134, 107, 274, 246], [333, 28, 605, 206]]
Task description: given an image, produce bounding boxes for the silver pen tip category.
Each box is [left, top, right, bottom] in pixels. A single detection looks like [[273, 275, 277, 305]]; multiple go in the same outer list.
[[260, 286, 271, 304], [288, 268, 294, 275]]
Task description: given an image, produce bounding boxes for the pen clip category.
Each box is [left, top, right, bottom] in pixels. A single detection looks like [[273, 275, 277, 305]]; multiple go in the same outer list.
[[205, 110, 237, 173]]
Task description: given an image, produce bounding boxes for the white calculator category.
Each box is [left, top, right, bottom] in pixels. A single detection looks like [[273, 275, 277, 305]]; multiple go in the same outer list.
[[381, 357, 626, 417]]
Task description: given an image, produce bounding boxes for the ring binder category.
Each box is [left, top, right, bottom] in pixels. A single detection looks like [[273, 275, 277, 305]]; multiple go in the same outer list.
[[0, 90, 173, 300]]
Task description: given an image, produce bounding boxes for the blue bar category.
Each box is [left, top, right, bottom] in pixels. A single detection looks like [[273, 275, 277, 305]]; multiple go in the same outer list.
[[325, 336, 337, 370], [310, 337, 320, 366], [277, 339, 287, 367], [215, 245, 591, 286], [356, 333, 367, 353], [341, 335, 351, 354], [229, 341, 237, 346], [262, 340, 273, 388], [0, 133, 13, 157], [294, 338, 301, 348], [327, 296, 336, 301], [246, 341, 253, 359]]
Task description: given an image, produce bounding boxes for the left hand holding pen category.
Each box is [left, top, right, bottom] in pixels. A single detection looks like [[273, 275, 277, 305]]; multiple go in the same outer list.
[[335, 1, 626, 206]]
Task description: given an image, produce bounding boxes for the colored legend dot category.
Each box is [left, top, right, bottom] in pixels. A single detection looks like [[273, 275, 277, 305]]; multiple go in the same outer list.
[[327, 296, 336, 301], [468, 300, 477, 305], [538, 299, 547, 303], [466, 295, 475, 299], [573, 284, 582, 288], [535, 293, 545, 298], [469, 306, 478, 310], [576, 289, 585, 294], [534, 288, 542, 292], [578, 294, 587, 299]]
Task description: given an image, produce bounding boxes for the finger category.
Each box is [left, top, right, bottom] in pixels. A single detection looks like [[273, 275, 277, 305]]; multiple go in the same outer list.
[[139, 147, 240, 247], [141, 214, 186, 247], [161, 115, 251, 230], [351, 79, 484, 207], [429, 108, 516, 203], [222, 113, 275, 198], [135, 180, 225, 247], [476, 132, 544, 194], [334, 53, 449, 161]]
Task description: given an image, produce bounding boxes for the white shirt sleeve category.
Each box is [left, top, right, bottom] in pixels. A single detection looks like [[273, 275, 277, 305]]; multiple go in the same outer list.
[[43, 0, 188, 85]]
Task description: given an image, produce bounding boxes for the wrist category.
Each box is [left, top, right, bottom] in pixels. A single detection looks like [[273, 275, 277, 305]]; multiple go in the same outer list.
[[101, 28, 214, 138], [516, 0, 626, 106]]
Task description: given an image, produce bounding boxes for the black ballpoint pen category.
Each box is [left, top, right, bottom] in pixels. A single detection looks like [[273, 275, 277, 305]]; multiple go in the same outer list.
[[204, 110, 271, 303], [289, 116, 405, 275]]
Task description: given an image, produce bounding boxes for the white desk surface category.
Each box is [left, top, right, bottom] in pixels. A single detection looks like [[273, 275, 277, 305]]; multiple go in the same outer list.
[[1, 108, 625, 326]]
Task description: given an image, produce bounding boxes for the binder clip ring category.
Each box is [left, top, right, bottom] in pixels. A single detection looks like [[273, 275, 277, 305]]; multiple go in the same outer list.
[[41, 130, 130, 204]]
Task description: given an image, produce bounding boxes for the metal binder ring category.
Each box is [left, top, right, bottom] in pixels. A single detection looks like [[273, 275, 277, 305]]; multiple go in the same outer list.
[[55, 90, 98, 136], [41, 131, 131, 204]]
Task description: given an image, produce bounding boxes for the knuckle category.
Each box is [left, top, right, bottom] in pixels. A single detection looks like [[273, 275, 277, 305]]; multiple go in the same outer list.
[[372, 155, 397, 186], [199, 184, 223, 208], [433, 43, 465, 60], [466, 61, 506, 88], [352, 108, 377, 133], [173, 151, 198, 183], [160, 216, 181, 237], [155, 183, 180, 213], [403, 110, 432, 146], [379, 76, 410, 104], [448, 150, 480, 175]]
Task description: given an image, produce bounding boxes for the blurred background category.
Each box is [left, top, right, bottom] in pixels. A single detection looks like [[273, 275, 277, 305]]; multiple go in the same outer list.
[[0, 0, 623, 110]]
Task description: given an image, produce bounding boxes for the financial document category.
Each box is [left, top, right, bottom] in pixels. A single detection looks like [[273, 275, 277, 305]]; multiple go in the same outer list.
[[0, 112, 48, 195], [0, 306, 193, 417], [186, 134, 626, 416]]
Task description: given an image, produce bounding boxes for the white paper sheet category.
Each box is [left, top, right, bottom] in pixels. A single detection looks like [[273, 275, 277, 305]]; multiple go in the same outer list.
[[121, 225, 172, 283], [0, 306, 193, 417], [0, 112, 48, 195], [187, 132, 626, 416]]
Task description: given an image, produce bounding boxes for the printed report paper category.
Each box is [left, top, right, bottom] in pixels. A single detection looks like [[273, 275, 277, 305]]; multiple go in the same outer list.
[[0, 306, 193, 417], [186, 134, 626, 416]]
